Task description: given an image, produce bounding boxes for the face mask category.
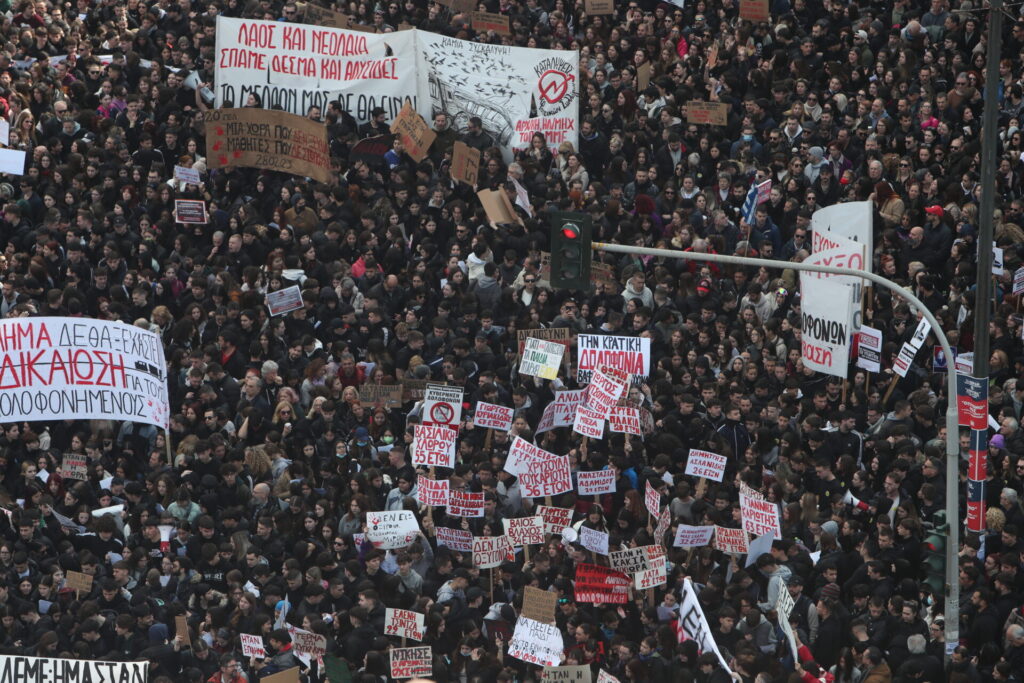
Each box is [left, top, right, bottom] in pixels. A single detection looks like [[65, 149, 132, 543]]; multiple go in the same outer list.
[[382, 436, 395, 444], [743, 134, 753, 141]]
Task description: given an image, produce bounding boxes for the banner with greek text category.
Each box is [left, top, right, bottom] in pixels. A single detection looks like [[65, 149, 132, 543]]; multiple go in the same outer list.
[[0, 318, 169, 429], [678, 578, 731, 671], [0, 655, 148, 683], [799, 275, 854, 379]]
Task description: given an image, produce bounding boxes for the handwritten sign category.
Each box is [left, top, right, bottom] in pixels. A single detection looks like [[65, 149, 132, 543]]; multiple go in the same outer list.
[[583, 0, 613, 15], [436, 526, 472, 552], [579, 526, 609, 555], [412, 423, 458, 468], [416, 475, 449, 507], [358, 384, 403, 408], [521, 337, 565, 380], [686, 101, 729, 126], [478, 187, 523, 226], [62, 454, 88, 481], [505, 517, 545, 546], [447, 490, 484, 518], [585, 367, 627, 418], [645, 480, 661, 518], [240, 633, 265, 658], [740, 487, 781, 538], [451, 140, 479, 187], [740, 0, 770, 22], [173, 165, 201, 185], [537, 505, 573, 534], [673, 525, 716, 548], [509, 617, 563, 666], [266, 285, 304, 317], [390, 646, 431, 679], [390, 101, 436, 163], [522, 586, 558, 625], [65, 570, 93, 595], [473, 535, 513, 569], [302, 2, 349, 28], [473, 402, 514, 431], [365, 510, 419, 550], [574, 563, 630, 604], [577, 470, 615, 496], [608, 406, 641, 435], [385, 608, 424, 641], [572, 405, 605, 439], [542, 666, 593, 683], [684, 449, 728, 482], [205, 108, 331, 183], [609, 545, 663, 575], [472, 11, 510, 35], [713, 525, 749, 555]]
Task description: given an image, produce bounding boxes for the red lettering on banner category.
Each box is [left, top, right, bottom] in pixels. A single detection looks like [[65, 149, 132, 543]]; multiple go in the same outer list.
[[801, 341, 833, 366]]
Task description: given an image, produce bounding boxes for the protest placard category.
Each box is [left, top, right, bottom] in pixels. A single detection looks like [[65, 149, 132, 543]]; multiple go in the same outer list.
[[384, 608, 425, 641], [536, 389, 586, 434], [400, 378, 445, 401], [435, 526, 472, 552], [542, 665, 593, 683], [0, 657, 144, 683], [800, 274, 855, 379], [61, 454, 88, 481], [323, 656, 350, 683], [577, 470, 615, 496], [637, 62, 652, 91], [608, 406, 642, 435], [579, 526, 609, 555], [478, 187, 523, 226], [174, 199, 208, 224], [451, 140, 479, 187], [416, 475, 449, 507], [471, 10, 510, 35], [635, 564, 666, 590], [597, 671, 620, 683], [521, 586, 557, 625], [302, 2, 349, 28], [365, 510, 419, 549], [684, 449, 727, 482], [678, 579, 732, 671], [205, 108, 330, 183], [505, 517, 545, 546], [509, 617, 563, 666], [472, 402, 514, 431], [505, 436, 556, 474], [857, 325, 882, 373], [583, 0, 613, 14], [517, 327, 570, 361], [776, 584, 800, 660], [412, 424, 458, 468], [263, 668, 299, 683], [65, 570, 93, 595], [520, 337, 564, 379], [358, 384, 403, 409], [740, 488, 781, 538], [518, 453, 572, 498], [574, 563, 630, 603], [537, 506, 573, 534], [713, 526, 749, 555], [173, 165, 202, 185], [739, 0, 769, 21], [673, 525, 716, 548], [266, 285, 304, 317], [585, 367, 627, 418], [447, 490, 484, 517], [240, 633, 265, 658], [390, 646, 432, 679], [645, 480, 661, 518], [472, 535, 513, 569], [175, 615, 190, 647], [289, 627, 327, 658], [572, 406, 605, 439], [422, 384, 463, 427], [577, 335, 651, 386], [609, 545, 662, 575], [686, 101, 729, 126], [389, 101, 436, 163]]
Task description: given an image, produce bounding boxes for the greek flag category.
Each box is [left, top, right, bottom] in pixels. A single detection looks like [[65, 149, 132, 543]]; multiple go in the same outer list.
[[742, 179, 771, 224]]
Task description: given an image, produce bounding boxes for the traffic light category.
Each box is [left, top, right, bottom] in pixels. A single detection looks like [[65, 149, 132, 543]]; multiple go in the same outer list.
[[550, 212, 592, 290], [922, 510, 948, 597]]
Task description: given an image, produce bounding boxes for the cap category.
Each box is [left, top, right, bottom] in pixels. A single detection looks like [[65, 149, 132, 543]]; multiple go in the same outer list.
[[821, 583, 842, 600], [353, 427, 370, 445], [788, 574, 804, 586], [697, 279, 711, 294], [925, 205, 944, 217], [466, 587, 484, 601], [855, 30, 868, 41]]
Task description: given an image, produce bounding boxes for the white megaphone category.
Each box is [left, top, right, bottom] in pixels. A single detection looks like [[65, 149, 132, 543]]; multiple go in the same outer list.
[[560, 527, 577, 545]]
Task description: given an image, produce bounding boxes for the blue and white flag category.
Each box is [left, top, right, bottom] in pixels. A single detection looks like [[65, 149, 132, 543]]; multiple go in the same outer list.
[[741, 179, 771, 223]]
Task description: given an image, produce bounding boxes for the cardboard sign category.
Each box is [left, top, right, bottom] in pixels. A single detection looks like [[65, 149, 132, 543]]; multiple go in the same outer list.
[[65, 570, 93, 594], [537, 505, 573, 534], [473, 402, 514, 431], [542, 666, 593, 683], [385, 608, 425, 641], [684, 449, 727, 482], [583, 0, 613, 14], [416, 475, 450, 507], [590, 261, 615, 285], [674, 525, 716, 548], [637, 62, 652, 91], [422, 384, 464, 427], [436, 526, 473, 552], [175, 615, 190, 647], [205, 108, 331, 183], [61, 454, 88, 481], [366, 510, 420, 549], [266, 285, 304, 317], [412, 424, 458, 468], [451, 140, 479, 187], [509, 617, 564, 667], [400, 378, 446, 402], [435, 0, 475, 12], [357, 384, 403, 409], [577, 335, 651, 386], [447, 490, 484, 517], [478, 188, 523, 226], [856, 325, 882, 373], [263, 668, 300, 683], [739, 0, 770, 21], [579, 526, 609, 555], [740, 488, 781, 538], [608, 406, 641, 435], [572, 406, 605, 439], [645, 480, 661, 518], [536, 389, 587, 434], [520, 337, 564, 379], [714, 526, 749, 555], [302, 2, 349, 28], [577, 470, 615, 496], [471, 10, 510, 35], [653, 506, 671, 546], [390, 101, 436, 163], [609, 545, 662, 575], [517, 328, 570, 362], [686, 101, 729, 126], [522, 586, 557, 625], [390, 646, 432, 679], [505, 516, 545, 546], [173, 165, 201, 185], [585, 367, 627, 418], [574, 563, 629, 603], [240, 633, 265, 658], [472, 535, 513, 569]]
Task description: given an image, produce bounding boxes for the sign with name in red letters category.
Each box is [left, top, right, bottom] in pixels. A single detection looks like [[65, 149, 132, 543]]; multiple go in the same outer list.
[[608, 406, 642, 435], [585, 367, 627, 418], [473, 535, 513, 569], [447, 490, 484, 517], [684, 449, 728, 482], [577, 469, 615, 496], [573, 405, 605, 439], [416, 475, 449, 507], [714, 525, 749, 555], [574, 563, 630, 604], [412, 423, 458, 468], [390, 646, 432, 679], [473, 402, 514, 431], [536, 389, 586, 434], [385, 608, 425, 641], [537, 505, 573, 534], [519, 454, 572, 498], [505, 436, 555, 474], [645, 480, 661, 518], [739, 488, 781, 538], [505, 516, 545, 546], [240, 633, 265, 658], [436, 526, 472, 552]]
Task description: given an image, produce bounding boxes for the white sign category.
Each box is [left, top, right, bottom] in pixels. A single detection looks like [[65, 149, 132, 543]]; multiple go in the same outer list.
[[240, 633, 265, 658], [537, 506, 573, 535], [908, 318, 932, 351], [585, 367, 627, 418], [856, 325, 882, 373], [385, 608, 425, 641], [739, 489, 781, 539], [173, 164, 202, 185], [505, 437, 556, 475], [579, 526, 609, 555], [609, 545, 663, 574], [0, 317, 170, 429], [266, 285, 304, 317], [423, 384, 464, 427], [994, 245, 1005, 276], [608, 406, 642, 435], [799, 274, 855, 378], [684, 449, 727, 482], [776, 583, 799, 660], [505, 517, 545, 546], [635, 564, 666, 590], [577, 469, 616, 496], [893, 341, 917, 378], [1014, 267, 1024, 295], [412, 423, 458, 468], [520, 337, 564, 379], [436, 526, 472, 552], [473, 402, 514, 431], [576, 335, 651, 386], [572, 405, 605, 439], [678, 578, 732, 671], [811, 201, 873, 265], [0, 148, 26, 175], [536, 389, 587, 434], [366, 510, 420, 549], [673, 525, 716, 548], [415, 475, 449, 507], [509, 616, 564, 667], [472, 535, 513, 569], [446, 490, 484, 518]]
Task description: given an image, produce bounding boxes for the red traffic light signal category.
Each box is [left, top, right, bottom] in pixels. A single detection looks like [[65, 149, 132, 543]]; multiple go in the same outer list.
[[561, 223, 580, 240]]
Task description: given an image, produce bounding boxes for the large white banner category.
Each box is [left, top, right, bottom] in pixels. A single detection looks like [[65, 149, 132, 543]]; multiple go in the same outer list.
[[0, 655, 147, 683], [799, 275, 855, 378], [0, 318, 169, 429], [678, 578, 732, 671], [215, 16, 418, 120], [577, 335, 651, 386], [811, 201, 874, 265], [807, 229, 867, 331]]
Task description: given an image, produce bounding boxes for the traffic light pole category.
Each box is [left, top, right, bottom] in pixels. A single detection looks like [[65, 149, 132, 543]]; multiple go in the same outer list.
[[592, 242, 961, 657]]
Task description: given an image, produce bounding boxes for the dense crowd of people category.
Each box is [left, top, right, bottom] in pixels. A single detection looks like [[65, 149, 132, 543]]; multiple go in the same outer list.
[[4, 0, 1024, 681]]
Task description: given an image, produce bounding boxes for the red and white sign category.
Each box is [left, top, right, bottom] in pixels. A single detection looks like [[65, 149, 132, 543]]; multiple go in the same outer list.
[[505, 517, 545, 546], [174, 198, 208, 224], [739, 489, 781, 539], [416, 475, 449, 507], [240, 633, 265, 658], [412, 423, 458, 468], [635, 564, 666, 590], [579, 526, 609, 555], [684, 449, 727, 482], [288, 627, 327, 658], [505, 437, 557, 475], [447, 490, 484, 517], [366, 510, 420, 549], [798, 273, 855, 379], [422, 384, 464, 427], [572, 405, 605, 439], [577, 335, 651, 386], [267, 285, 304, 317], [473, 534, 514, 569], [385, 608, 425, 641], [645, 480, 661, 518], [608, 406, 642, 435], [673, 525, 715, 548], [536, 389, 586, 434], [585, 367, 627, 418], [577, 469, 615, 496], [574, 563, 630, 604], [537, 505, 573, 534], [390, 646, 432, 680], [893, 341, 916, 378], [856, 325, 882, 373], [519, 454, 572, 498], [713, 526, 749, 555], [473, 402, 514, 431], [436, 526, 473, 552]]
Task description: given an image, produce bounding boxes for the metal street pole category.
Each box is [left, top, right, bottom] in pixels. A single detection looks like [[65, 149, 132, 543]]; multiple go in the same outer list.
[[592, 242, 961, 657]]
